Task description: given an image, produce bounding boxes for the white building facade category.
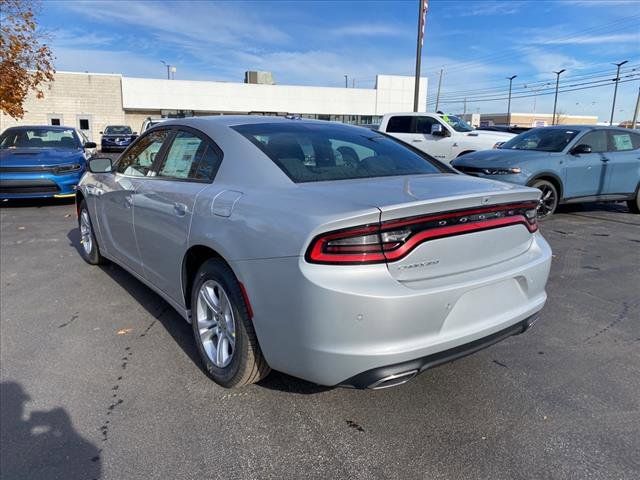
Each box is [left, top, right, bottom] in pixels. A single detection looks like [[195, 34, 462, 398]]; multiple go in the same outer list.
[[1, 72, 428, 142]]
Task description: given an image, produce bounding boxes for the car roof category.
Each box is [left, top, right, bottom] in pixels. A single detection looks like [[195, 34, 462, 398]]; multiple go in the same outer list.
[[156, 115, 341, 129], [2, 125, 76, 131]]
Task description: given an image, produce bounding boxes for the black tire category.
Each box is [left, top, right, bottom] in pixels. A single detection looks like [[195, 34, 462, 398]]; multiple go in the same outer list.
[[530, 179, 559, 218], [627, 188, 640, 214], [191, 259, 270, 388], [78, 200, 106, 265]]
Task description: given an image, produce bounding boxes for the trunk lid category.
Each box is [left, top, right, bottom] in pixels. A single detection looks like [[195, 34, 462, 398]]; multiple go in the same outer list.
[[301, 173, 540, 281]]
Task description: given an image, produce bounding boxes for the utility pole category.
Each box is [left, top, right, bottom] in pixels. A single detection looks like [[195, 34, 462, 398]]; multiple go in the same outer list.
[[161, 60, 176, 80], [632, 85, 640, 129], [434, 67, 443, 112], [610, 60, 628, 125], [463, 97, 467, 115], [552, 69, 566, 125], [413, 0, 428, 112], [506, 75, 517, 126], [344, 75, 348, 88]]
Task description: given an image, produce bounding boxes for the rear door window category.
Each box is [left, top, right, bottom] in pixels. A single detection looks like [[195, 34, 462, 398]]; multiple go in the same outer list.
[[232, 122, 447, 183], [386, 116, 413, 133], [609, 131, 639, 151], [157, 130, 222, 181]]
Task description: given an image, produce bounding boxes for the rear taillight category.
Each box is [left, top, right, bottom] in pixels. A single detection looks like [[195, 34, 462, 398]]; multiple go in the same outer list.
[[306, 202, 538, 265]]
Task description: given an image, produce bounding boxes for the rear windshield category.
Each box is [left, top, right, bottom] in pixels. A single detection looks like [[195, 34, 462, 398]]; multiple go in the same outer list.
[[232, 122, 446, 183]]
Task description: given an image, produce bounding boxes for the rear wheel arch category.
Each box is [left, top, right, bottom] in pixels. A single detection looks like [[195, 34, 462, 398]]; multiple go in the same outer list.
[[528, 173, 563, 200], [182, 245, 234, 312]]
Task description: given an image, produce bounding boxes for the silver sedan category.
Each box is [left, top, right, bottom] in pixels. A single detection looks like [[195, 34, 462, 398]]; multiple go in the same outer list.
[[77, 116, 552, 389]]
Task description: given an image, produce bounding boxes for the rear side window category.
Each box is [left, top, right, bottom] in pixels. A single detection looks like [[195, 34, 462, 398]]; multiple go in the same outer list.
[[158, 130, 221, 181], [386, 116, 413, 133], [609, 131, 639, 151], [232, 122, 446, 183]]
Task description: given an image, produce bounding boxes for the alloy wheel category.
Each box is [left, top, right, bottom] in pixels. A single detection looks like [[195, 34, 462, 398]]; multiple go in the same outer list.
[[196, 280, 236, 368], [536, 184, 557, 218], [80, 209, 93, 255]]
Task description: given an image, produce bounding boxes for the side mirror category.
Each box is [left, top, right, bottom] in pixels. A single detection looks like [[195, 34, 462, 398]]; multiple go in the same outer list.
[[84, 141, 97, 149], [431, 124, 446, 136], [88, 157, 113, 173], [132, 131, 138, 135], [571, 144, 592, 155]]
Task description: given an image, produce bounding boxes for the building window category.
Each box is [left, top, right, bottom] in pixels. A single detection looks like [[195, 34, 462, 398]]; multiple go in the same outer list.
[[50, 118, 61, 126], [79, 119, 90, 130]]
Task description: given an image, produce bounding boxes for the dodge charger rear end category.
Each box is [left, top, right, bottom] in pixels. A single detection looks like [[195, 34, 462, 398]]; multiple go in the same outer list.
[[77, 116, 552, 389]]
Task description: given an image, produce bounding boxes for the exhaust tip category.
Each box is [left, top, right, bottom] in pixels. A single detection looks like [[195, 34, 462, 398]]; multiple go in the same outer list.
[[368, 370, 418, 390]]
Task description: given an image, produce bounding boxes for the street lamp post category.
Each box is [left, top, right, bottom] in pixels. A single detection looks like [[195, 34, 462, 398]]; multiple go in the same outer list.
[[552, 69, 566, 125], [161, 61, 176, 80], [344, 75, 348, 88], [506, 75, 517, 126], [610, 60, 628, 125]]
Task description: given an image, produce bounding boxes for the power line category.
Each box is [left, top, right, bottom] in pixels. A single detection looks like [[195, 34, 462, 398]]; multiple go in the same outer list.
[[429, 76, 640, 105], [427, 64, 640, 100]]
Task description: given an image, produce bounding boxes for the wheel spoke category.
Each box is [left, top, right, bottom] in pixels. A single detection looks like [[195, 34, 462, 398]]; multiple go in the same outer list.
[[216, 335, 228, 365], [200, 286, 220, 314]]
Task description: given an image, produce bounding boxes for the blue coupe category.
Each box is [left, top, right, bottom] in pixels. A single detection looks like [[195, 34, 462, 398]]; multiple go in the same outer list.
[[0, 125, 96, 200], [452, 126, 640, 216]]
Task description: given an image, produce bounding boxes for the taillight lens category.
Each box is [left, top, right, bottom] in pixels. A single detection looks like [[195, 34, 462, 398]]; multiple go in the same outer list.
[[306, 202, 538, 265]]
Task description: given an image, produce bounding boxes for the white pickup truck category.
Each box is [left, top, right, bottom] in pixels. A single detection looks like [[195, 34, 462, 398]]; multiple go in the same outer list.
[[377, 112, 516, 164]]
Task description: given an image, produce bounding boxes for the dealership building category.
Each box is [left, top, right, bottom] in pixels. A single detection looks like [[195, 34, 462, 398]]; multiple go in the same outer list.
[[0, 71, 428, 141]]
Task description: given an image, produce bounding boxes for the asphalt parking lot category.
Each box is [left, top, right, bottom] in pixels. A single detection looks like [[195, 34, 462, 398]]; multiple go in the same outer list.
[[1, 190, 639, 479]]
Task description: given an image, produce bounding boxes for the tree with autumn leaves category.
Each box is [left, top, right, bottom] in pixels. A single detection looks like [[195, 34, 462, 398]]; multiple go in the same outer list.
[[0, 0, 55, 119]]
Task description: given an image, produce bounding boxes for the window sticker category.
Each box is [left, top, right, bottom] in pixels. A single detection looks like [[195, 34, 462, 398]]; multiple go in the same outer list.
[[612, 134, 632, 150]]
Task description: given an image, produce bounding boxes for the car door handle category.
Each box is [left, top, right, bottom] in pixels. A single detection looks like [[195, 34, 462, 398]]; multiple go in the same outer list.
[[173, 202, 187, 216], [411, 139, 423, 143], [123, 196, 133, 209], [601, 157, 609, 163]]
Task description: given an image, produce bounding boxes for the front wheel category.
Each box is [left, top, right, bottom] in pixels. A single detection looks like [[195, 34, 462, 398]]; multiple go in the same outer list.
[[530, 179, 559, 218], [191, 259, 270, 388], [78, 200, 106, 265]]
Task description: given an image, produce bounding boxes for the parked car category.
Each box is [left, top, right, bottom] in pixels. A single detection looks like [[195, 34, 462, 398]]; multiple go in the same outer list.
[[140, 117, 169, 133], [100, 125, 137, 152], [77, 116, 551, 389], [377, 112, 515, 164], [451, 126, 640, 217], [0, 125, 96, 199]]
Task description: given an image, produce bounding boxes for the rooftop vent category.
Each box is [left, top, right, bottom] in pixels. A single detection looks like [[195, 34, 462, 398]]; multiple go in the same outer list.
[[244, 71, 275, 85]]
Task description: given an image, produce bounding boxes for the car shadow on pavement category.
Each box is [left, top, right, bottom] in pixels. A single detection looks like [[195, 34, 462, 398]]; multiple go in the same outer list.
[[0, 197, 75, 209], [67, 227, 335, 395], [0, 381, 102, 480], [66, 227, 202, 370]]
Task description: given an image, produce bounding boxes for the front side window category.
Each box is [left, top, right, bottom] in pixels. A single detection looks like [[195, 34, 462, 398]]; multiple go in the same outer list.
[[0, 128, 80, 149], [158, 130, 221, 181], [415, 116, 438, 134], [116, 130, 168, 176], [578, 130, 608, 153], [440, 114, 473, 132], [386, 116, 413, 133], [499, 127, 580, 152], [232, 122, 446, 183]]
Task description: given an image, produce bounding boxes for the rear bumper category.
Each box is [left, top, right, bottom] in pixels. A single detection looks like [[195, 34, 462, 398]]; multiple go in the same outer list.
[[340, 314, 538, 389], [0, 171, 82, 199], [232, 232, 552, 386]]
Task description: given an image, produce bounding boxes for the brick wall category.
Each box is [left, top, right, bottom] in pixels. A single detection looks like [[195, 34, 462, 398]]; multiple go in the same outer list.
[[0, 72, 125, 142]]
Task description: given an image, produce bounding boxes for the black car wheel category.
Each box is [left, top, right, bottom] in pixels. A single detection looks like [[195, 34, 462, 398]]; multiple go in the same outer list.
[[530, 179, 558, 218], [627, 187, 640, 214]]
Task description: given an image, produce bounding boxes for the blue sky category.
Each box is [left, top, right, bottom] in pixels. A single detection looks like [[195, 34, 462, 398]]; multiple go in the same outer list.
[[41, 0, 639, 122]]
